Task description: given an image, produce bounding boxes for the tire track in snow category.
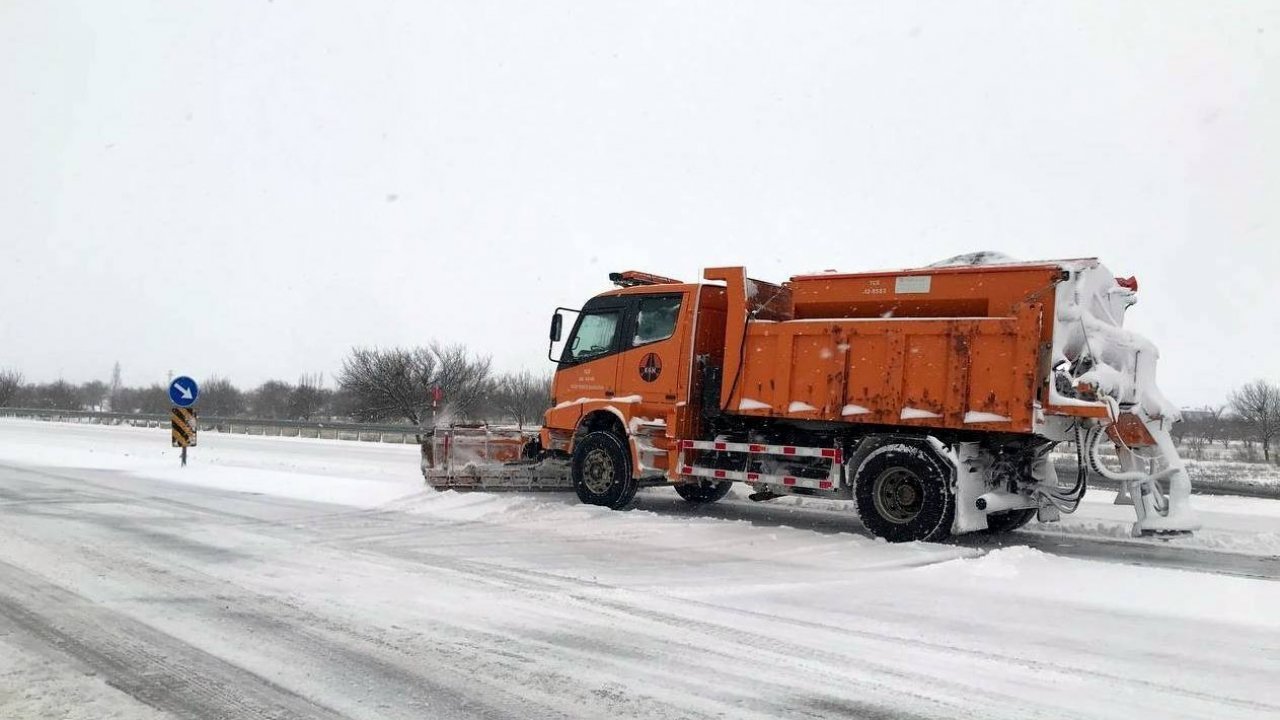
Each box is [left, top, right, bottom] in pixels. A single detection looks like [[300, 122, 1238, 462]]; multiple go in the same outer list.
[[321, 529, 1004, 719], [25, 468, 1274, 717], [0, 475, 734, 719], [5, 463, 1277, 718], [0, 531, 561, 719], [1, 467, 945, 720], [0, 559, 349, 720], [9, 462, 1277, 582], [337, 528, 1279, 719]]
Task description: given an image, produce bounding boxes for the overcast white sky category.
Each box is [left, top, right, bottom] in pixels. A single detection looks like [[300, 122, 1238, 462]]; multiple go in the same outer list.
[[2, 1, 1277, 407]]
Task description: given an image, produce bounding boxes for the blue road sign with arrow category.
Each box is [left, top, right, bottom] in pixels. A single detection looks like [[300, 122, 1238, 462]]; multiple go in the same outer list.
[[169, 376, 199, 407]]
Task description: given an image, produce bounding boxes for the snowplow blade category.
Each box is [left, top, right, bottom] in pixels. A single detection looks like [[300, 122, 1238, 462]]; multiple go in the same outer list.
[[422, 426, 573, 491]]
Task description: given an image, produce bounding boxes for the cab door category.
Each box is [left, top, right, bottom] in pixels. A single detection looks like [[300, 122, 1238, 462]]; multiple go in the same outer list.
[[556, 297, 628, 402], [614, 292, 689, 409]]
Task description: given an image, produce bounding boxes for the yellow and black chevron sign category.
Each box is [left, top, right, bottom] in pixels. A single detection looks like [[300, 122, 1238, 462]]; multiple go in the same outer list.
[[171, 407, 197, 448]]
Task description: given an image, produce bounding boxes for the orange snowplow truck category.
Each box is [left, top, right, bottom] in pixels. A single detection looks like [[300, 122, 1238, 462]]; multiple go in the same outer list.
[[425, 258, 1199, 542]]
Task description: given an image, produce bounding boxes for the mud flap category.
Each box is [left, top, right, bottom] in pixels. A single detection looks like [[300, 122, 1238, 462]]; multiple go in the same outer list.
[[1036, 505, 1060, 523], [946, 441, 989, 535]]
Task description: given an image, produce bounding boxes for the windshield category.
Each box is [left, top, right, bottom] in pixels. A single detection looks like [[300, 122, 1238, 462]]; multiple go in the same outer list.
[[567, 311, 620, 362]]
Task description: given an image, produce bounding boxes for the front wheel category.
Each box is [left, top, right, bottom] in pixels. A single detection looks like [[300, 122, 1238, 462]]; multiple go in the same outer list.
[[674, 479, 733, 504], [571, 431, 638, 509], [852, 443, 954, 543]]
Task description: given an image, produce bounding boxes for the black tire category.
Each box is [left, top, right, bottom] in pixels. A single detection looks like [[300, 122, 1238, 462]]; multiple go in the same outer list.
[[983, 507, 1037, 534], [673, 479, 733, 504], [571, 431, 638, 509], [852, 443, 955, 543]]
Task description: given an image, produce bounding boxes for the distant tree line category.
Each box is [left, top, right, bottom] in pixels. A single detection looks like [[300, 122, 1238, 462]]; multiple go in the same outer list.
[[0, 344, 552, 430], [1157, 379, 1280, 464]]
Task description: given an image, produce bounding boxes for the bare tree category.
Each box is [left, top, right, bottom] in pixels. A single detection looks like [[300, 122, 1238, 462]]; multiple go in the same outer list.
[[22, 381, 79, 410], [202, 376, 246, 417], [1229, 380, 1280, 463], [249, 380, 294, 419], [429, 342, 493, 422], [0, 369, 22, 407], [106, 362, 123, 411], [328, 385, 363, 420], [289, 373, 330, 421], [113, 384, 170, 414], [77, 380, 108, 410], [1203, 404, 1228, 448], [338, 344, 492, 431], [489, 370, 552, 429], [339, 347, 436, 426]]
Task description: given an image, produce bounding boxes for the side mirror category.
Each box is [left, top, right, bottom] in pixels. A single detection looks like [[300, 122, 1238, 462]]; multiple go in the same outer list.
[[549, 312, 563, 342], [547, 307, 578, 364]]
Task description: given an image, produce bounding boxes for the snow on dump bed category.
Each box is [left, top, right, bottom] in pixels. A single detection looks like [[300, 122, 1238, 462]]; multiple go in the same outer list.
[[963, 410, 1012, 423], [927, 250, 1020, 267]]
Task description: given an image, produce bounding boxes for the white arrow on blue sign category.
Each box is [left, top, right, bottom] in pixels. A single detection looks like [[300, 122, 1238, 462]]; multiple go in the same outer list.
[[169, 376, 199, 407]]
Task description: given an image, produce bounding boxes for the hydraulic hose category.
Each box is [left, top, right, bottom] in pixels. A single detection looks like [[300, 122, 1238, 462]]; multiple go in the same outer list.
[[1086, 424, 1180, 484], [1086, 423, 1180, 514], [1033, 426, 1094, 513]]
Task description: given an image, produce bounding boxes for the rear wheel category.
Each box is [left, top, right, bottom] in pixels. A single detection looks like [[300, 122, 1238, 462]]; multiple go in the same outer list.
[[983, 507, 1037, 533], [852, 443, 954, 543], [572, 431, 638, 509], [674, 479, 733, 504]]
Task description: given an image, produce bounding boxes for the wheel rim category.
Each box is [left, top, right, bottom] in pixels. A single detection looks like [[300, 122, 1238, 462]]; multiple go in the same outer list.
[[872, 467, 924, 524], [582, 448, 616, 494]]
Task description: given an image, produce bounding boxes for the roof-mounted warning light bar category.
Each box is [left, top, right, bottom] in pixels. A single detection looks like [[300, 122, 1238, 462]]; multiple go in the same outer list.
[[609, 271, 684, 288]]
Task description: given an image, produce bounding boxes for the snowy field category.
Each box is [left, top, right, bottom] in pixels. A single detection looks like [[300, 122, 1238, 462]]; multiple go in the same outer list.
[[0, 417, 1277, 719]]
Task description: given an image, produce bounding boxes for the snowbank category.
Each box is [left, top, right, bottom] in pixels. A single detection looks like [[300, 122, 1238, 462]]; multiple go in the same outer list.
[[0, 417, 421, 508]]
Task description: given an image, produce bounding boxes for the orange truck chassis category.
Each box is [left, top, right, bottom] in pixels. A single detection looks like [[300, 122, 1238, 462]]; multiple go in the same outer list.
[[425, 258, 1198, 542]]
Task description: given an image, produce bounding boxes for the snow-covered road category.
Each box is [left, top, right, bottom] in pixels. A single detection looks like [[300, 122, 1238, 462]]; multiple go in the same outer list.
[[0, 419, 1277, 719]]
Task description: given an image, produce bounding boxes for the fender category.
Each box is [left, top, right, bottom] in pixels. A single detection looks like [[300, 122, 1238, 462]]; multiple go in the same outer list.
[[541, 398, 646, 478]]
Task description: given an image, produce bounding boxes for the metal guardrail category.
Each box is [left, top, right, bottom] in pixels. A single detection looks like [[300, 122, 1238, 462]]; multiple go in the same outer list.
[[0, 407, 428, 444]]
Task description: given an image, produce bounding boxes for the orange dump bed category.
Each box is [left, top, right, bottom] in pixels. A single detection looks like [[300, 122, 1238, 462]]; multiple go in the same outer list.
[[709, 263, 1068, 433]]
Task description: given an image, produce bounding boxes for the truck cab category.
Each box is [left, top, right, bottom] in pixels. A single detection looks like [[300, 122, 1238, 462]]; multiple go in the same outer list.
[[540, 274, 726, 480]]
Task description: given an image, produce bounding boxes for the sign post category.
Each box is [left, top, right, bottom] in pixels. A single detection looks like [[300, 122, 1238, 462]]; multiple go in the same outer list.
[[169, 376, 199, 466]]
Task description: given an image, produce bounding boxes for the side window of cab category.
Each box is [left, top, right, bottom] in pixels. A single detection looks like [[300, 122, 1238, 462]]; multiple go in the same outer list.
[[632, 295, 682, 347]]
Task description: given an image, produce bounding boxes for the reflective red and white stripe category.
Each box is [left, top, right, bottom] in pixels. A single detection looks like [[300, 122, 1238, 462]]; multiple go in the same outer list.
[[674, 439, 843, 491], [678, 439, 843, 464], [677, 464, 836, 491]]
